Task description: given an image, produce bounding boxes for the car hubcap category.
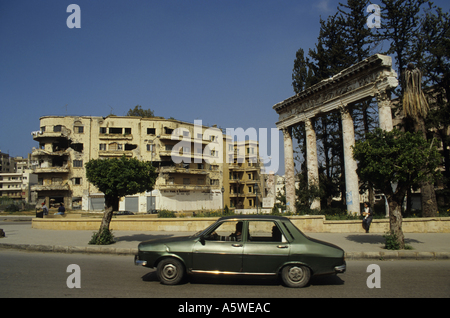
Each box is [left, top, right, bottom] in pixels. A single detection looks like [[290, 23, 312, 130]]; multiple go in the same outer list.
[[288, 266, 304, 282], [163, 264, 178, 280]]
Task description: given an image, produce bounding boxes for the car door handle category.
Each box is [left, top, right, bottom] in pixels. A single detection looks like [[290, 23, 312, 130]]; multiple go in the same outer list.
[[277, 245, 288, 249], [232, 244, 243, 247]]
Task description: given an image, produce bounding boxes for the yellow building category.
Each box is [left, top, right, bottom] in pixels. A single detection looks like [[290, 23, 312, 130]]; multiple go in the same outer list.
[[31, 115, 262, 213], [226, 140, 263, 211]]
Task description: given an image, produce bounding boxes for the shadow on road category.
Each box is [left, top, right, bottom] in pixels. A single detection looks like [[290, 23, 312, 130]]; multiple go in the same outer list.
[[345, 234, 424, 246], [141, 270, 344, 288], [115, 233, 175, 243]]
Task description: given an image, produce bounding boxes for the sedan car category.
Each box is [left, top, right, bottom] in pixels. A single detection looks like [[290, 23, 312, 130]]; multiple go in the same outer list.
[[134, 215, 346, 288]]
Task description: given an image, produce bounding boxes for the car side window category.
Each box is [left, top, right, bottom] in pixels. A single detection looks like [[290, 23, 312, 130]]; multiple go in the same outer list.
[[204, 221, 242, 242], [247, 221, 286, 243]]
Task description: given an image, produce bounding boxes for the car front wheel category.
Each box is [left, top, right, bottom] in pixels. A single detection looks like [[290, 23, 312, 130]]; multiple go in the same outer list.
[[281, 264, 311, 288], [156, 258, 185, 285]]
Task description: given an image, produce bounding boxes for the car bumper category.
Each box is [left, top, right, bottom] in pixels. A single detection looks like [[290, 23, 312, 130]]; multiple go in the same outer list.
[[134, 255, 147, 266], [334, 263, 346, 273]]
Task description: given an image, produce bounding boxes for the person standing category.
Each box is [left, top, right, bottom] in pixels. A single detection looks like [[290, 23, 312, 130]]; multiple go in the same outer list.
[[362, 202, 373, 233]]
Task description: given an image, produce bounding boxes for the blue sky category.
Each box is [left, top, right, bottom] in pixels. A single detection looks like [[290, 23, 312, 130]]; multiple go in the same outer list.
[[1, 0, 449, 175]]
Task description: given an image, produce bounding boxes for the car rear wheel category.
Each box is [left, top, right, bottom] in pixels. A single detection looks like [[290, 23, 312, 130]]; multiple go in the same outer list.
[[157, 258, 185, 285], [281, 265, 311, 288]]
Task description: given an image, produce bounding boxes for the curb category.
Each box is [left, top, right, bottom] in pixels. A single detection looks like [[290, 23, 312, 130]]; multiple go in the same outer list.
[[1, 242, 450, 260], [0, 243, 138, 255], [345, 251, 450, 260]]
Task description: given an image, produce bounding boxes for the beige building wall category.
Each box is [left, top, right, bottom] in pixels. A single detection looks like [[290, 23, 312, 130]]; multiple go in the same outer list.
[[31, 115, 229, 212]]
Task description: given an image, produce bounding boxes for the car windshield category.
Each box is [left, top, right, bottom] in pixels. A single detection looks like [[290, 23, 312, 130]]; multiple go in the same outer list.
[[190, 222, 217, 238]]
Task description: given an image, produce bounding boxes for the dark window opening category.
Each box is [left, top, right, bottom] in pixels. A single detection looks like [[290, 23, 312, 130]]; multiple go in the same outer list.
[[71, 143, 83, 152], [109, 127, 122, 134], [124, 144, 138, 151]]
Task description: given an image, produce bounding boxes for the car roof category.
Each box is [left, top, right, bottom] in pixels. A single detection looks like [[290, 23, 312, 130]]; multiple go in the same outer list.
[[218, 214, 289, 221]]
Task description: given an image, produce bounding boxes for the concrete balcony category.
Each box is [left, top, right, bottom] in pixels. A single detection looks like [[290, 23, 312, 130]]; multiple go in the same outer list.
[[34, 166, 70, 174], [31, 183, 70, 192], [98, 134, 133, 141], [157, 184, 212, 191]]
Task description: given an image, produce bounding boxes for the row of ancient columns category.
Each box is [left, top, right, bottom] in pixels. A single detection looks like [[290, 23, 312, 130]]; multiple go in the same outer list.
[[282, 90, 394, 214]]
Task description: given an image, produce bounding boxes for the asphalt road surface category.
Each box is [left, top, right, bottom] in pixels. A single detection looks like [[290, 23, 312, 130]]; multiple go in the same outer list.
[[0, 249, 449, 299]]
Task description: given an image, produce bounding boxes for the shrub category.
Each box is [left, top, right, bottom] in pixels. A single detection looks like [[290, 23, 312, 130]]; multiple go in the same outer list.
[[89, 228, 115, 245], [158, 209, 176, 218], [383, 231, 400, 250]]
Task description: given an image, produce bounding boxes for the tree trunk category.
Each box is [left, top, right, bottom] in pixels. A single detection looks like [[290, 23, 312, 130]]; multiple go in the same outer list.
[[388, 198, 405, 249], [414, 117, 438, 217], [421, 181, 438, 217], [98, 195, 119, 235]]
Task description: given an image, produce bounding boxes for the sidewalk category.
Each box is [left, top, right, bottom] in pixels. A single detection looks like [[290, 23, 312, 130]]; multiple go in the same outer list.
[[1, 218, 449, 260]]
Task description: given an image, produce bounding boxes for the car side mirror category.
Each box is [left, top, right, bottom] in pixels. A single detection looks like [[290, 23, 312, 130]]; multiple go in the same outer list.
[[199, 235, 205, 245]]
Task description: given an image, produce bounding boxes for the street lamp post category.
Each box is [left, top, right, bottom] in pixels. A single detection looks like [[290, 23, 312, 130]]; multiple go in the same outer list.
[[254, 182, 259, 214], [146, 135, 160, 213], [221, 186, 225, 214]]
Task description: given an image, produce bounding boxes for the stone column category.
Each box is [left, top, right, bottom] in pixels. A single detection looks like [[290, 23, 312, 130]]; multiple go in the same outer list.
[[377, 90, 394, 132], [305, 118, 320, 210], [340, 105, 360, 215], [283, 127, 296, 213]]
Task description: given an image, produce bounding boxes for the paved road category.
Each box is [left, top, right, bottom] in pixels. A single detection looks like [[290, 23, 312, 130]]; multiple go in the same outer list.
[[1, 250, 449, 299]]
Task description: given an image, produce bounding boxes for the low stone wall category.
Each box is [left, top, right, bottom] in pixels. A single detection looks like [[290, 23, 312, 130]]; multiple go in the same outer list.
[[31, 215, 450, 233]]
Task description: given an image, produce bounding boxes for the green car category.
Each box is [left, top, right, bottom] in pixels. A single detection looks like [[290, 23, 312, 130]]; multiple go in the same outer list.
[[134, 215, 346, 288]]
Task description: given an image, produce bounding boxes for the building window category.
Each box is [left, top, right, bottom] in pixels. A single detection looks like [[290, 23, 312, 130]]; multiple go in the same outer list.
[[99, 144, 106, 150], [74, 178, 81, 185], [109, 127, 122, 134], [100, 127, 107, 134], [183, 178, 190, 185], [73, 160, 83, 168], [75, 126, 84, 133], [53, 125, 62, 132], [147, 128, 156, 135], [124, 128, 131, 135]]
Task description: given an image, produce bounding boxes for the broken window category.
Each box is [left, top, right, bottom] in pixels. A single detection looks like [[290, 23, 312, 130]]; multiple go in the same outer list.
[[71, 143, 83, 152], [147, 128, 156, 135], [124, 144, 137, 151], [164, 127, 173, 134]]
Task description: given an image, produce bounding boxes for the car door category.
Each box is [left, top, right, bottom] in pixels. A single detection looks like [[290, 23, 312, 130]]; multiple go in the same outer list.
[[242, 221, 290, 274], [191, 220, 244, 273]]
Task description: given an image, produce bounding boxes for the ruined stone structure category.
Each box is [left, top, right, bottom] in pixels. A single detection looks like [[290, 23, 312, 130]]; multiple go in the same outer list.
[[273, 54, 398, 214], [31, 116, 262, 212]]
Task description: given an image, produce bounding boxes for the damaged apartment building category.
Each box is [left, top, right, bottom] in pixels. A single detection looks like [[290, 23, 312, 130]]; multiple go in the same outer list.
[[31, 115, 263, 213]]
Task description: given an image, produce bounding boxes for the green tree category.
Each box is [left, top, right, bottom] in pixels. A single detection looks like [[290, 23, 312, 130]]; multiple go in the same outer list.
[[85, 156, 158, 244], [414, 6, 450, 193], [126, 105, 155, 118], [353, 128, 442, 248]]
